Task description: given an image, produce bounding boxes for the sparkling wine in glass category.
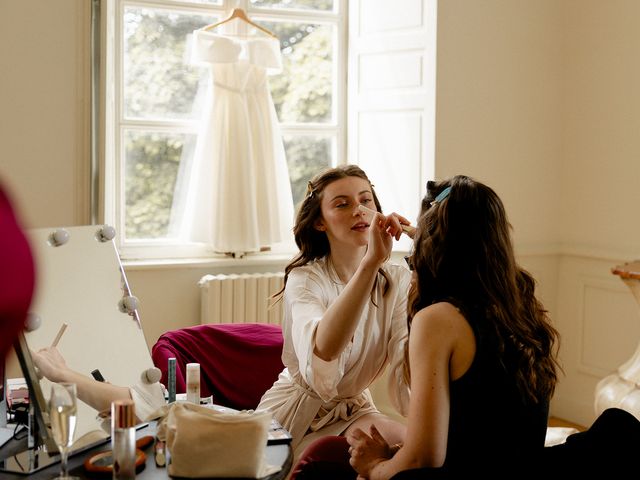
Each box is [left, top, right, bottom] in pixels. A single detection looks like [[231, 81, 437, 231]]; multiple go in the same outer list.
[[49, 382, 79, 480]]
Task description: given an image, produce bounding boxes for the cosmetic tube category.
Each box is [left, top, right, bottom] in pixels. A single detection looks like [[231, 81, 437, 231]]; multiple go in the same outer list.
[[167, 358, 176, 403], [111, 399, 136, 480], [186, 363, 200, 404]]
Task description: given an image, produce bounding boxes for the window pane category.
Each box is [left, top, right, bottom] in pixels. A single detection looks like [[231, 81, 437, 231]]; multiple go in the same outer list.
[[284, 135, 333, 207], [251, 0, 334, 12], [124, 130, 196, 240], [173, 0, 221, 4], [261, 21, 334, 123], [123, 7, 215, 120]]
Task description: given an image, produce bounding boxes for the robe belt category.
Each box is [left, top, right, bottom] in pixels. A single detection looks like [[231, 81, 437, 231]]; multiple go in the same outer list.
[[289, 374, 375, 432]]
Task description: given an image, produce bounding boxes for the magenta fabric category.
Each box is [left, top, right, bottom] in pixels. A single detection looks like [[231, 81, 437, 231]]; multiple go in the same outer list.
[[0, 184, 34, 361], [290, 435, 356, 480], [151, 323, 284, 410]]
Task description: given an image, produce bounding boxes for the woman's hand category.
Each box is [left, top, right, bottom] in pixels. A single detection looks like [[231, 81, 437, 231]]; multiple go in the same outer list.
[[365, 212, 393, 265], [364, 211, 407, 267], [387, 212, 414, 240], [32, 346, 71, 383], [347, 425, 392, 479], [388, 212, 416, 239]]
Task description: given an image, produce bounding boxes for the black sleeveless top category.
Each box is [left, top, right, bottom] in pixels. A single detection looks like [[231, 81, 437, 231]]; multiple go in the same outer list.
[[438, 309, 548, 477]]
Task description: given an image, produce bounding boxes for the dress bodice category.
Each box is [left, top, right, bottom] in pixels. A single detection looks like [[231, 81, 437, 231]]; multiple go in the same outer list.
[[191, 29, 282, 72]]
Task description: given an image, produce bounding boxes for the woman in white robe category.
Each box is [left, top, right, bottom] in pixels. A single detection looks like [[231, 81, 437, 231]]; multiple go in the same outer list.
[[257, 165, 412, 458]]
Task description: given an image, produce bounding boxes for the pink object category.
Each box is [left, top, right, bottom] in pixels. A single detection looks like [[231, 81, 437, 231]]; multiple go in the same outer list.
[[290, 435, 354, 480], [0, 184, 35, 361]]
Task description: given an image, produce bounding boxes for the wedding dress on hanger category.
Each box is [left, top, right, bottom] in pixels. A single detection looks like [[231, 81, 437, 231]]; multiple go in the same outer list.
[[175, 25, 294, 255]]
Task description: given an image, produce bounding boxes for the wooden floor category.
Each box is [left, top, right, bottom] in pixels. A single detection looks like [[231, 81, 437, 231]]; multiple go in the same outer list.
[[548, 416, 585, 431]]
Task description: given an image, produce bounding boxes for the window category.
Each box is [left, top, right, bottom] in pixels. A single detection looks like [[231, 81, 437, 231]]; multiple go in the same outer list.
[[103, 0, 345, 259]]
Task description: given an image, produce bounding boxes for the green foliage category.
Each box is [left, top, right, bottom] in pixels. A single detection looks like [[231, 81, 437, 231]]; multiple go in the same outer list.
[[124, 133, 186, 238], [124, 7, 209, 118], [284, 136, 331, 207], [268, 24, 333, 123]]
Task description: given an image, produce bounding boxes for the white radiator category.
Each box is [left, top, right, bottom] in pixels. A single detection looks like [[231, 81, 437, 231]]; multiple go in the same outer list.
[[198, 272, 285, 325]]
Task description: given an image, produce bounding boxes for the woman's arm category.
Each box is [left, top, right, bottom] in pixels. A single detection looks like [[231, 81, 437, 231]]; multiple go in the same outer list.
[[32, 346, 133, 414], [349, 303, 461, 479], [314, 212, 402, 361]]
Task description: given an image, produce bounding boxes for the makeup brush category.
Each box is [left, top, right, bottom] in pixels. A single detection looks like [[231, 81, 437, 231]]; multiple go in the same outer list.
[[51, 323, 68, 348]]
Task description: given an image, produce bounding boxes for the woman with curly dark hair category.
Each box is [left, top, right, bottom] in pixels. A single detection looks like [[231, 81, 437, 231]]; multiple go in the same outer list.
[[348, 175, 561, 479]]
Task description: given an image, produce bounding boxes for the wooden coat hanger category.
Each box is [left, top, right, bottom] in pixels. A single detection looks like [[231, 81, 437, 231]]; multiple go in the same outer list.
[[201, 8, 277, 39]]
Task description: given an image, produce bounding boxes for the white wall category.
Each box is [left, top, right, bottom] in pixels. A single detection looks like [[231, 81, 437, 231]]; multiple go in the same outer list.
[[552, 0, 640, 426], [561, 0, 640, 255], [3, 0, 640, 427], [435, 0, 563, 252]]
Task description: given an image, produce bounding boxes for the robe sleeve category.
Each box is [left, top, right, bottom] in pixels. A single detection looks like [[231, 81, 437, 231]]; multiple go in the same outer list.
[[129, 380, 167, 422], [285, 269, 348, 402]]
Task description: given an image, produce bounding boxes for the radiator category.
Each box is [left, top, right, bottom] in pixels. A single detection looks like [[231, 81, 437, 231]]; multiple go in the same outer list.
[[198, 272, 285, 325]]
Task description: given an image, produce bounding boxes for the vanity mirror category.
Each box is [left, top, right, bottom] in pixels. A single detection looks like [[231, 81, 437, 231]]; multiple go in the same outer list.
[[0, 226, 155, 474]]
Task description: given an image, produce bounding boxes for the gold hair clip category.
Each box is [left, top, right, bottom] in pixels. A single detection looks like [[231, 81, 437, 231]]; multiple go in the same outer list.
[[306, 181, 315, 199]]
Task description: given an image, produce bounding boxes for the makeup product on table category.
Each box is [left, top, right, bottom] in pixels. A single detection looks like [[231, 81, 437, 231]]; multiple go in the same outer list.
[[167, 358, 176, 403], [154, 438, 166, 467], [84, 436, 152, 474], [111, 399, 136, 480], [186, 363, 200, 404]]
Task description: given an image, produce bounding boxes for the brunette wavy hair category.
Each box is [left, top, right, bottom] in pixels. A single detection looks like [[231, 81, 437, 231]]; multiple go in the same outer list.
[[406, 175, 560, 404], [273, 165, 390, 300]]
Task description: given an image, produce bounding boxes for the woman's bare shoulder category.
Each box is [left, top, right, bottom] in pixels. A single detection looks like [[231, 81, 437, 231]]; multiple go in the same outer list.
[[411, 302, 468, 338]]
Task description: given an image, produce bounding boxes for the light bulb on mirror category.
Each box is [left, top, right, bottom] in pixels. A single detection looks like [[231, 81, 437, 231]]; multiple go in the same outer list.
[[141, 367, 162, 384], [118, 295, 139, 315], [25, 312, 42, 332], [47, 228, 70, 247], [96, 225, 116, 242]]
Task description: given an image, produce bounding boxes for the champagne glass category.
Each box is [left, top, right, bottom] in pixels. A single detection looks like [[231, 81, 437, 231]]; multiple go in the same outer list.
[[49, 383, 79, 480]]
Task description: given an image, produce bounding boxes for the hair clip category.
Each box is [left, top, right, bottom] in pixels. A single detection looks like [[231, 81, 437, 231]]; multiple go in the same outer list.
[[430, 186, 451, 206], [306, 181, 315, 199]]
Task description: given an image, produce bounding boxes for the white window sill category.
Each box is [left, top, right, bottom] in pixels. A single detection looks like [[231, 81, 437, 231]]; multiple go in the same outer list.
[[122, 249, 412, 271], [122, 251, 295, 271]]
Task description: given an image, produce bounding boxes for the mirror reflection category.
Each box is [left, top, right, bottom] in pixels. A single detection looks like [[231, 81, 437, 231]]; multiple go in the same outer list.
[[23, 226, 155, 450]]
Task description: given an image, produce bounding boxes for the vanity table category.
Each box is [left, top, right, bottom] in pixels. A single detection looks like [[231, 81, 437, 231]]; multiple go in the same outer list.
[[0, 422, 292, 480], [594, 260, 640, 420]]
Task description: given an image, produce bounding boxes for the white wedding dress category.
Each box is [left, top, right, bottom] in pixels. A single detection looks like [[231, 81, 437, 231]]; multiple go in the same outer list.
[[177, 29, 294, 255]]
